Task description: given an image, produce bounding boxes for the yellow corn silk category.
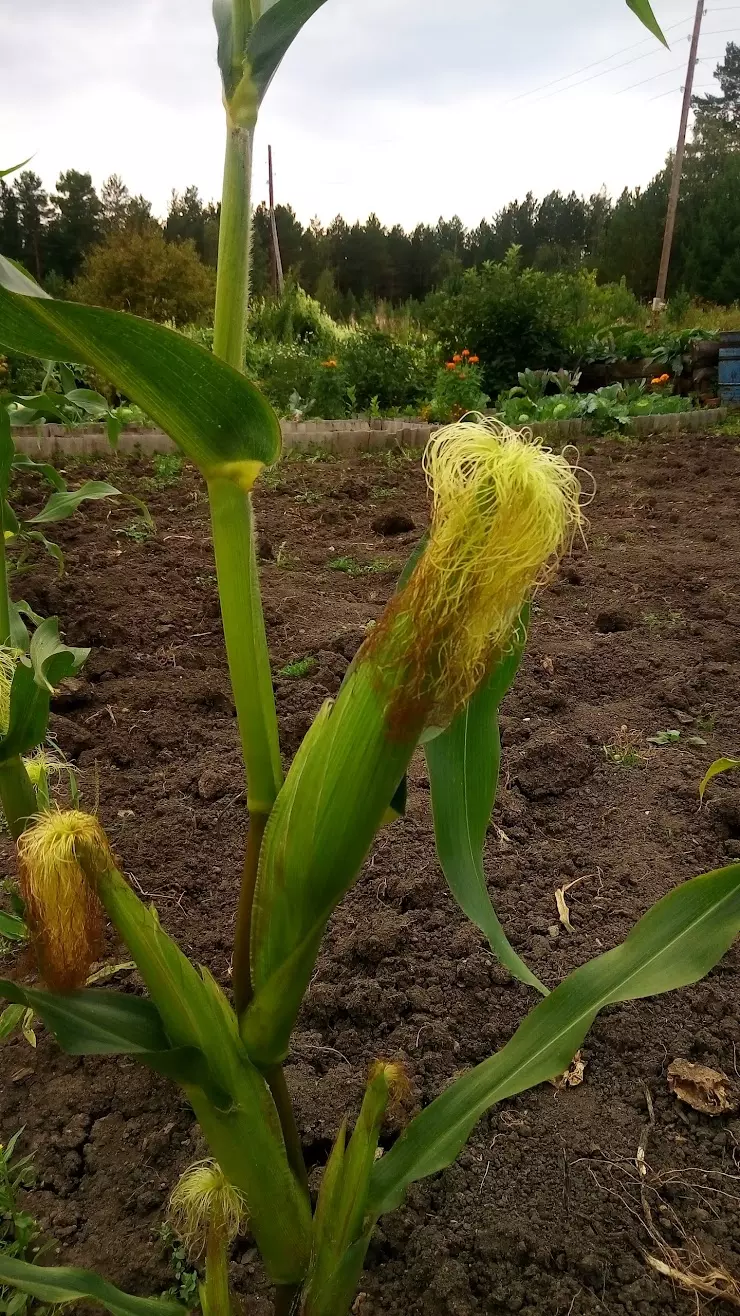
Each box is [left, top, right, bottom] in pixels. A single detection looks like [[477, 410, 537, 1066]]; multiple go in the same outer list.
[[361, 417, 583, 735], [16, 809, 113, 990], [169, 1159, 248, 1256]]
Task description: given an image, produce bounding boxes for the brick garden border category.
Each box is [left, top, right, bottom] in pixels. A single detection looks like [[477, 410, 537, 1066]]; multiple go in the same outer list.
[[10, 408, 729, 459]]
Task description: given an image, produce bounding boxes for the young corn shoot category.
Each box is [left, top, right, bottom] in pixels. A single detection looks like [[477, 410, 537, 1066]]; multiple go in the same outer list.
[[169, 1160, 248, 1316]]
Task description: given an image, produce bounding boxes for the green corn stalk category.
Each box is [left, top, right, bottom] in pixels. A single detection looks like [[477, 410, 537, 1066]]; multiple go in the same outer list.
[[10, 4, 740, 1316]]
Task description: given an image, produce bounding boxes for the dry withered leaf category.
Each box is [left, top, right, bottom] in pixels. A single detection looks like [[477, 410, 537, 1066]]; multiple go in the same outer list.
[[550, 1051, 586, 1090], [667, 1059, 739, 1116], [554, 875, 587, 932]]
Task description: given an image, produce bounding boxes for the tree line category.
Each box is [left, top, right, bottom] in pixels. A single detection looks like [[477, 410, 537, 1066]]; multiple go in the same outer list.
[[2, 41, 739, 320]]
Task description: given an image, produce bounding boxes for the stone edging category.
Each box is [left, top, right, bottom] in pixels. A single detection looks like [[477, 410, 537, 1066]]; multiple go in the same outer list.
[[10, 408, 729, 458]]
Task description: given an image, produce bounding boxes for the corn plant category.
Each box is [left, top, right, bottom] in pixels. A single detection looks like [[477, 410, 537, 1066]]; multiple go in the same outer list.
[[1, 2, 740, 1315]]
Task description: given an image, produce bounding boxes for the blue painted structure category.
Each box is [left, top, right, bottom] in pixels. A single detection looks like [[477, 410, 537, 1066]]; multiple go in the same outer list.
[[719, 331, 740, 404]]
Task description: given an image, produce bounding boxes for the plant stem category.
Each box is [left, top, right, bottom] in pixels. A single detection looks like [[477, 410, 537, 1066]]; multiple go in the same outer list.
[[207, 477, 282, 815], [213, 124, 254, 371], [203, 1228, 233, 1316], [0, 500, 11, 646], [0, 756, 37, 838], [232, 810, 266, 1014], [266, 1064, 309, 1198]]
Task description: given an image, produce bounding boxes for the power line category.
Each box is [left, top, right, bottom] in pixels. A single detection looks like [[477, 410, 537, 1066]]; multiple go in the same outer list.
[[614, 62, 689, 94], [509, 13, 694, 104]]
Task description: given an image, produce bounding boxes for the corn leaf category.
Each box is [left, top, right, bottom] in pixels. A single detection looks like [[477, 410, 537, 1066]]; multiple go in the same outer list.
[[247, 0, 330, 101], [0, 255, 281, 477], [26, 480, 144, 527], [0, 1257, 187, 1316], [626, 0, 667, 44], [0, 908, 27, 940], [0, 618, 88, 760], [699, 757, 740, 803], [369, 861, 740, 1216], [0, 1003, 26, 1040], [425, 614, 545, 995], [0, 977, 232, 1098], [11, 451, 66, 491], [0, 159, 32, 179]]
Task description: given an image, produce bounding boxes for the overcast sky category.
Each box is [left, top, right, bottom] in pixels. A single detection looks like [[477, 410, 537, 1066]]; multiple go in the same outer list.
[[1, 0, 734, 226]]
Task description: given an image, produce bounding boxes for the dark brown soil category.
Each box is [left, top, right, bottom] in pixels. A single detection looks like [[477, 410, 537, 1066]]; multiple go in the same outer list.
[[2, 431, 740, 1315]]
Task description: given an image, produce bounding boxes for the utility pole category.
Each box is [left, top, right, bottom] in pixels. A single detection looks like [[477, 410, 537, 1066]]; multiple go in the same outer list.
[[653, 0, 705, 308], [268, 145, 284, 297]]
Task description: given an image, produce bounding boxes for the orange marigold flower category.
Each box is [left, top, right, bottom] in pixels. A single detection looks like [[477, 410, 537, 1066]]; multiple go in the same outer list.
[[660, 373, 670, 382], [469, 355, 480, 364], [445, 361, 455, 370], [462, 349, 470, 357], [321, 358, 338, 368], [452, 354, 462, 364], [650, 377, 662, 385]]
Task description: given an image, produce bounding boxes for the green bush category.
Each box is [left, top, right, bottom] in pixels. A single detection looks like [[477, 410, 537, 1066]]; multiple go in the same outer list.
[[341, 330, 434, 411]]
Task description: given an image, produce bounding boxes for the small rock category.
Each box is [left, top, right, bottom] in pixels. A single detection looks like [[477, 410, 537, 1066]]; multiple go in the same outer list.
[[197, 767, 234, 801], [371, 512, 415, 537], [724, 840, 740, 859], [595, 609, 636, 634]]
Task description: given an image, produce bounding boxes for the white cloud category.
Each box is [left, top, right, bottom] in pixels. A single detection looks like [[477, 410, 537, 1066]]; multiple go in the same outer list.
[[0, 0, 719, 225]]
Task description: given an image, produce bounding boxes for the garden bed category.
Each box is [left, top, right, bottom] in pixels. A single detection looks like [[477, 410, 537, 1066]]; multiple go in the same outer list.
[[1, 429, 740, 1315]]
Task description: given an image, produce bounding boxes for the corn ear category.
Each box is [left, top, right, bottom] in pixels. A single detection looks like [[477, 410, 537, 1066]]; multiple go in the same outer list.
[[301, 1063, 405, 1316], [243, 662, 415, 1065], [75, 855, 312, 1285]]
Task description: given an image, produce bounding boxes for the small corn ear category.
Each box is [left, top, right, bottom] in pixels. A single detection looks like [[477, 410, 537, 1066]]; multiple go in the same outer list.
[[17, 810, 111, 990]]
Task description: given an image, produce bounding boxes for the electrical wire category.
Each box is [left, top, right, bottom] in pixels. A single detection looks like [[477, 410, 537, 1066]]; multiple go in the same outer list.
[[508, 13, 694, 103]]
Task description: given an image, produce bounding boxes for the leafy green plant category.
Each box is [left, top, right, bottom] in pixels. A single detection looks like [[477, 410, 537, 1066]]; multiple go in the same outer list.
[[3, 362, 123, 449], [147, 454, 184, 489], [430, 352, 489, 422], [279, 657, 316, 678], [0, 1131, 53, 1315], [699, 756, 740, 803], [4, 6, 740, 1316]]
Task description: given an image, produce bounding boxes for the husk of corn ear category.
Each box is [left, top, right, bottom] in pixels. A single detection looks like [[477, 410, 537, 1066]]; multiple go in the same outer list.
[[301, 1064, 402, 1316], [242, 657, 419, 1066]]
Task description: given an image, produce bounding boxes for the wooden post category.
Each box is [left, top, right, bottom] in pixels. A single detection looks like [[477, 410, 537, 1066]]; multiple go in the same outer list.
[[268, 145, 284, 297], [653, 0, 705, 308]]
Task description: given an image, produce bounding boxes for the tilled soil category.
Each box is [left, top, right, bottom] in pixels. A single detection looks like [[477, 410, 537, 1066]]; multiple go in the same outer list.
[[1, 431, 740, 1316]]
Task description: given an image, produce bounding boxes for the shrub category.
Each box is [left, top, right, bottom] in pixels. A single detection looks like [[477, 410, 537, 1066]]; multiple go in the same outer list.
[[342, 329, 433, 411], [72, 229, 215, 324]]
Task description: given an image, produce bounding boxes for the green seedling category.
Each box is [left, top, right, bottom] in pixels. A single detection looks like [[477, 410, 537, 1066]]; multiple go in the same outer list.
[[279, 657, 316, 678], [648, 729, 682, 746], [147, 454, 184, 489]]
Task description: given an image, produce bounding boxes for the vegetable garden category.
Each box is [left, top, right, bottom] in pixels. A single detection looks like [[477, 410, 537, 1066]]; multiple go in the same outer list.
[[0, 2, 739, 1315]]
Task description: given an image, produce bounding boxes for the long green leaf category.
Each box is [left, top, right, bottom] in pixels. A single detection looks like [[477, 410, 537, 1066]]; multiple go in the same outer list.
[[626, 0, 667, 44], [0, 256, 281, 480], [247, 0, 330, 101], [12, 451, 66, 491], [425, 616, 544, 994], [0, 1257, 187, 1316], [27, 480, 140, 527], [0, 159, 32, 179], [699, 756, 740, 803], [368, 862, 740, 1216], [0, 978, 229, 1097]]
